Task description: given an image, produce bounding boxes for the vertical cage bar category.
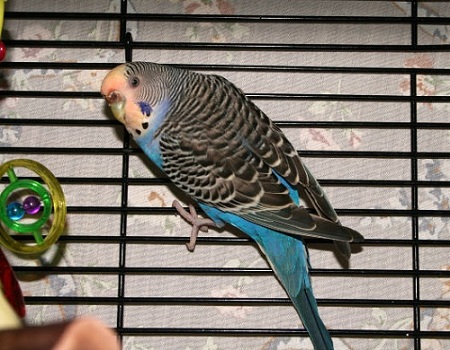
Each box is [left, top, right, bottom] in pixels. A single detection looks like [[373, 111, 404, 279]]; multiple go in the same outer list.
[[116, 0, 130, 342], [411, 71, 421, 350], [410, 2, 420, 350]]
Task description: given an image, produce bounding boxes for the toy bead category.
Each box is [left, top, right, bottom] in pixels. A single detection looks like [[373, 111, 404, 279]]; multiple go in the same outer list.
[[6, 202, 25, 221], [0, 41, 6, 61], [23, 195, 41, 215]]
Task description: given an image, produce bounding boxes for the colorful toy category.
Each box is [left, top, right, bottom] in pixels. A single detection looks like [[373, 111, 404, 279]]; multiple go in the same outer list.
[[0, 159, 66, 254], [0, 2, 66, 329]]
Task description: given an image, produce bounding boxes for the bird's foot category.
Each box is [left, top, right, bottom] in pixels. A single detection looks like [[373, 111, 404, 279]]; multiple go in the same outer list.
[[172, 200, 217, 252]]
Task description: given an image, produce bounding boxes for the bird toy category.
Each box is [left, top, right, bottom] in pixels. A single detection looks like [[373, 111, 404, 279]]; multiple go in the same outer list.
[[0, 159, 66, 254]]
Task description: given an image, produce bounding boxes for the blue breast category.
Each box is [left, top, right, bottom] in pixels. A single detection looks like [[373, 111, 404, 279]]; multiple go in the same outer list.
[[135, 99, 171, 170]]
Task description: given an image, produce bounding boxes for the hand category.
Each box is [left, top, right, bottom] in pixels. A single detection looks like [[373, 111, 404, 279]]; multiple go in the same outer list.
[[0, 317, 120, 350]]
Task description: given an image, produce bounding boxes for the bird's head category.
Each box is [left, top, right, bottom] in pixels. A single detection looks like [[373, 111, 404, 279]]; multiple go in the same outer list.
[[101, 63, 156, 138]]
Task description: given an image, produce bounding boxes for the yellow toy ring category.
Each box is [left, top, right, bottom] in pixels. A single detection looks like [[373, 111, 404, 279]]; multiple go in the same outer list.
[[0, 159, 66, 254]]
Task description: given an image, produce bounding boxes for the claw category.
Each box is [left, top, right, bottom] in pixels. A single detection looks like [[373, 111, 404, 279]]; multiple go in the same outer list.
[[172, 200, 216, 252]]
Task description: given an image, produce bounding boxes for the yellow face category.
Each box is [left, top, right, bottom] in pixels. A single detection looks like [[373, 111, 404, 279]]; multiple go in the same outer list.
[[100, 64, 147, 135]]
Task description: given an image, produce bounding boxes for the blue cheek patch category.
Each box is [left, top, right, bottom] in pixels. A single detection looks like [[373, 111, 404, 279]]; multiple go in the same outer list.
[[138, 101, 152, 116]]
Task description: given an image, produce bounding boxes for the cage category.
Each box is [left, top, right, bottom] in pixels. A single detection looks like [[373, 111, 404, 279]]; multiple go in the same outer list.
[[0, 0, 449, 349]]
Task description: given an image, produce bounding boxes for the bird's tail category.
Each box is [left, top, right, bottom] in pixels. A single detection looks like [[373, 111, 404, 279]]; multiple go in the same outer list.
[[291, 283, 334, 350], [251, 229, 334, 350]]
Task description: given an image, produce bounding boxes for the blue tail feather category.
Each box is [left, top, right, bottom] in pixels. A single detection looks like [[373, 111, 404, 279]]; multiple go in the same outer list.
[[200, 204, 334, 350], [251, 228, 334, 350]]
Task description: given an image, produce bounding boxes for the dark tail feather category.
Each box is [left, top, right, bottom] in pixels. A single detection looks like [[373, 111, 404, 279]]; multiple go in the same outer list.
[[334, 241, 351, 260], [292, 285, 334, 350]]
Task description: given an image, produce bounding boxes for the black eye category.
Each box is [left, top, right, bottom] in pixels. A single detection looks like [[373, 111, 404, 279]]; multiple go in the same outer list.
[[130, 77, 140, 88]]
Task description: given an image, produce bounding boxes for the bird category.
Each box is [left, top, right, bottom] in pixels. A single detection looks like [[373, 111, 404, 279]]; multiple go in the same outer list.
[[101, 61, 363, 350]]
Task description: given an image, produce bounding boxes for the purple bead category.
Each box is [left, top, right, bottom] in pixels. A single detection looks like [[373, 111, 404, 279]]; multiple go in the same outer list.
[[23, 195, 41, 215], [7, 202, 25, 220]]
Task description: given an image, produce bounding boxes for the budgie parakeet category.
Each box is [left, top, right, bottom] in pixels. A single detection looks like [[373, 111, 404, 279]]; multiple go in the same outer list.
[[101, 62, 363, 350]]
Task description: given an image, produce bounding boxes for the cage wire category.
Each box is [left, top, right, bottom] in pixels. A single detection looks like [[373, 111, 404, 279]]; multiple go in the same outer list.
[[0, 0, 450, 349]]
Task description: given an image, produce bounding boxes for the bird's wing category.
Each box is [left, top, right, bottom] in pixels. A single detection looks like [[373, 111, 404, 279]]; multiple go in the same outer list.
[[158, 74, 361, 243]]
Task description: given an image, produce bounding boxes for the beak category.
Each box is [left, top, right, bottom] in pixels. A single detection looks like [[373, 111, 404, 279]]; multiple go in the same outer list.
[[104, 91, 126, 123]]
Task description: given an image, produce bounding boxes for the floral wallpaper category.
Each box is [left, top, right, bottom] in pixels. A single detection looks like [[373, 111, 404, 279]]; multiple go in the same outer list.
[[1, 1, 449, 349]]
